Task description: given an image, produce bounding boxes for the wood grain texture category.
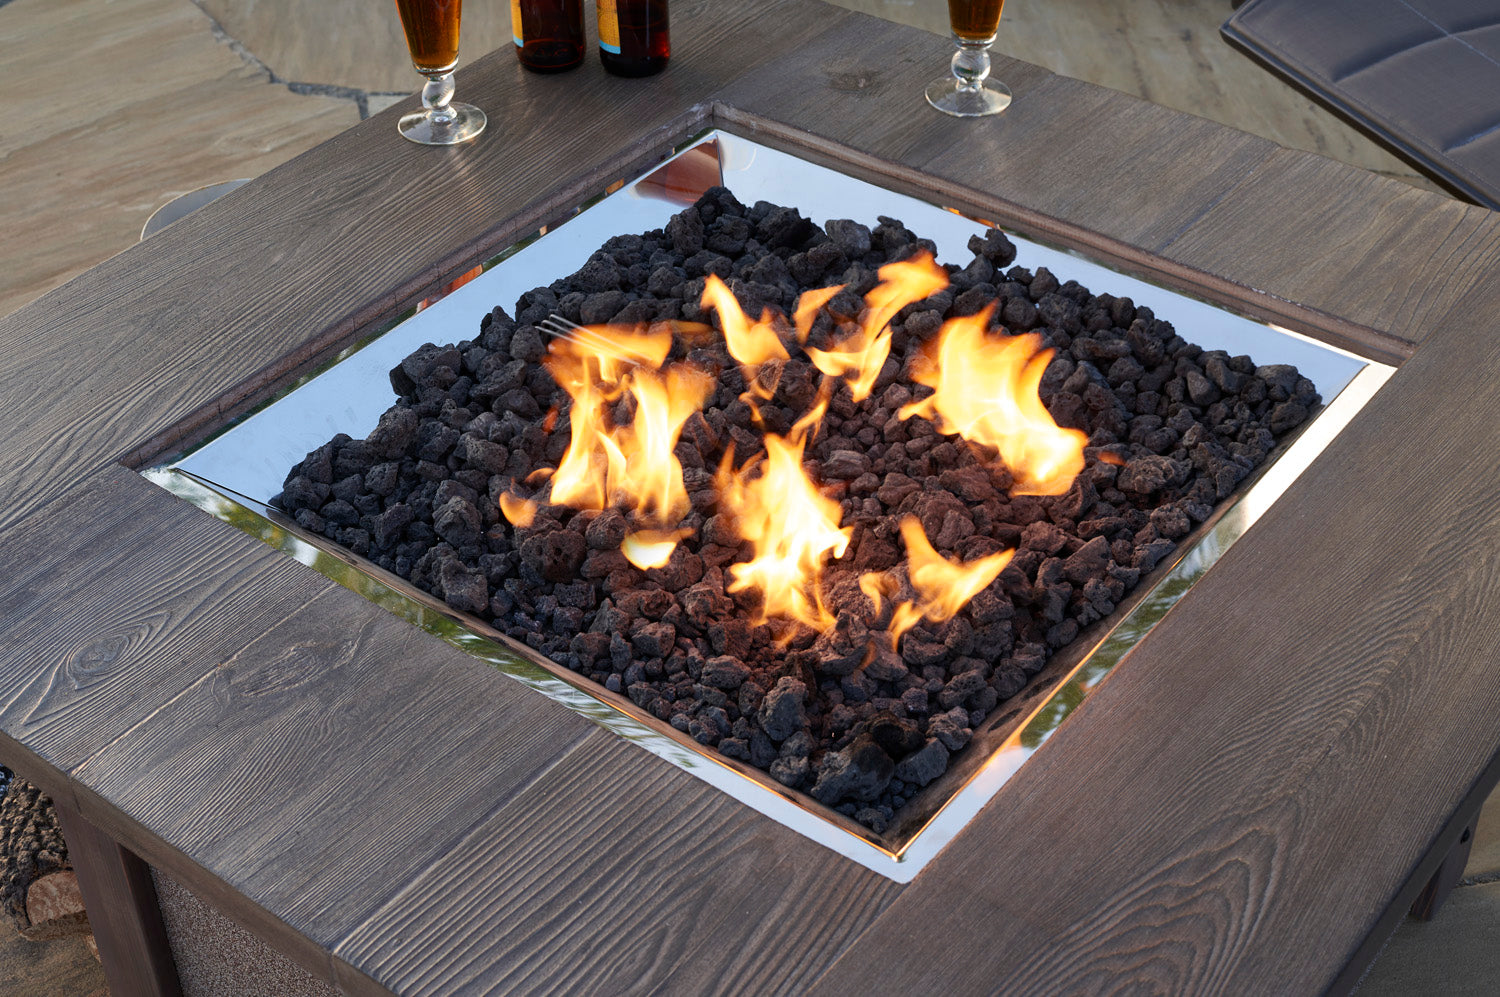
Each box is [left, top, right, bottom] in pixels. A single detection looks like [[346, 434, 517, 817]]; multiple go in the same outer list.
[[53, 799, 182, 997], [914, 73, 1279, 256], [713, 11, 1053, 170], [335, 728, 902, 997], [807, 244, 1500, 994], [712, 9, 1277, 254], [1161, 146, 1500, 353], [0, 469, 332, 780], [68, 569, 597, 957]]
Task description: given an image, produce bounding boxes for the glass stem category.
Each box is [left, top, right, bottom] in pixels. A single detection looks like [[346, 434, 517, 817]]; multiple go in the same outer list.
[[422, 72, 458, 125], [951, 38, 994, 94]]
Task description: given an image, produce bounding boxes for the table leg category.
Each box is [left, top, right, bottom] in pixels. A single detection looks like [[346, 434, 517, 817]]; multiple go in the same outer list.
[[52, 799, 183, 997], [1409, 816, 1478, 921]]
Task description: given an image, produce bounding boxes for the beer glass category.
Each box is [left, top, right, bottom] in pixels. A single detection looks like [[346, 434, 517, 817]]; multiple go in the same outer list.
[[926, 0, 1010, 117], [394, 0, 487, 145]]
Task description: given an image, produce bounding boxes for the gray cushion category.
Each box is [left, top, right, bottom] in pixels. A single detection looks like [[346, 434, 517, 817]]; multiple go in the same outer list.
[[1224, 0, 1500, 207]]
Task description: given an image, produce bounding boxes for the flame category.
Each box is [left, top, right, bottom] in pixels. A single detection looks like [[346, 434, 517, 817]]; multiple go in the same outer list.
[[499, 492, 537, 528], [542, 324, 712, 556], [859, 570, 898, 613], [716, 428, 852, 631], [701, 275, 789, 401], [793, 285, 844, 344], [899, 310, 1087, 496], [517, 243, 1076, 644], [883, 516, 1013, 647], [805, 252, 947, 402], [621, 365, 715, 523], [622, 527, 694, 570]]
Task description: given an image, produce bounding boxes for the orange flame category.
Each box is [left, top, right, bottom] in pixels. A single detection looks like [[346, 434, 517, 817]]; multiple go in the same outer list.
[[881, 516, 1014, 647], [701, 275, 789, 401], [622, 527, 694, 570], [716, 428, 852, 631], [543, 324, 711, 542], [499, 492, 537, 528], [899, 311, 1087, 496], [805, 252, 948, 402], [793, 285, 844, 344], [859, 570, 898, 613]]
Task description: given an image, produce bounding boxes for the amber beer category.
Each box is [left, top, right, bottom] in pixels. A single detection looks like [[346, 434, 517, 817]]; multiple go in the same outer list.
[[395, 0, 463, 74], [514, 0, 584, 72], [947, 0, 1004, 41], [598, 0, 670, 77]]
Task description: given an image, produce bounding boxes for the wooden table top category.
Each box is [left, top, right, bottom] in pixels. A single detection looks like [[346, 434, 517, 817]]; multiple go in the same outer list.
[[5, 0, 1500, 992]]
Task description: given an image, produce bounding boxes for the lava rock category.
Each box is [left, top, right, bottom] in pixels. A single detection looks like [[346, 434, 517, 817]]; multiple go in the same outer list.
[[810, 734, 894, 804], [701, 655, 751, 690], [274, 188, 1316, 835], [519, 531, 587, 582], [760, 676, 807, 742], [893, 738, 949, 787]]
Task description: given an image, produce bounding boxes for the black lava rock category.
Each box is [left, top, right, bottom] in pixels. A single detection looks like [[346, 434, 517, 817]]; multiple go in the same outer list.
[[275, 190, 1317, 834]]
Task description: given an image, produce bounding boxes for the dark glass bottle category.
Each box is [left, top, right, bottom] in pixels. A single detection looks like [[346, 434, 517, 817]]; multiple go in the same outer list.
[[512, 0, 584, 73], [597, 0, 669, 77]]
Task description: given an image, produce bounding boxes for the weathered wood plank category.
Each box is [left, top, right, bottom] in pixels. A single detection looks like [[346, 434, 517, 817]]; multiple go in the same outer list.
[[713, 11, 1276, 258], [335, 729, 902, 997], [713, 11, 1054, 170], [0, 469, 333, 780], [914, 74, 1279, 256], [807, 253, 1500, 994], [69, 574, 598, 958], [1161, 146, 1500, 354], [53, 798, 182, 997], [0, 466, 594, 983]]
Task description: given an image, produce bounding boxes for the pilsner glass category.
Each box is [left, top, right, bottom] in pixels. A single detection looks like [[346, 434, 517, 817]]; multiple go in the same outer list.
[[394, 0, 487, 145], [926, 0, 1011, 117]]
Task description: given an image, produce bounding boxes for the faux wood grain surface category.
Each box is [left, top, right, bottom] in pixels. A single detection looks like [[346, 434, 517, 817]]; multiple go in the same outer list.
[[3, 0, 1499, 992], [1162, 146, 1500, 352], [713, 7, 1278, 252], [712, 13, 1054, 171], [72, 576, 596, 956], [0, 470, 332, 781], [335, 729, 902, 997], [915, 73, 1279, 255]]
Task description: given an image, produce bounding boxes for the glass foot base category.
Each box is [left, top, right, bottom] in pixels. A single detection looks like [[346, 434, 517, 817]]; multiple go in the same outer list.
[[925, 77, 1011, 117], [398, 103, 487, 145]]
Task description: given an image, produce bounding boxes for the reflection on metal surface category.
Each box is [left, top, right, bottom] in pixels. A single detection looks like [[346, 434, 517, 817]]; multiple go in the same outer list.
[[146, 129, 1395, 882]]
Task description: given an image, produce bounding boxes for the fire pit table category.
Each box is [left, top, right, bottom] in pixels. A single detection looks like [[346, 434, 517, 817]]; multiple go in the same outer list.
[[4, 0, 1500, 993]]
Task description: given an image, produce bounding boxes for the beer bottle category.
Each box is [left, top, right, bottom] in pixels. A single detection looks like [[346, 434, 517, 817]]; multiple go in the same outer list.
[[597, 0, 669, 77], [512, 0, 584, 73]]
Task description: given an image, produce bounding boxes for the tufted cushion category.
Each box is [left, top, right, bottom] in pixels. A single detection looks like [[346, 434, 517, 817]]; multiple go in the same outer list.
[[1224, 0, 1500, 207]]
